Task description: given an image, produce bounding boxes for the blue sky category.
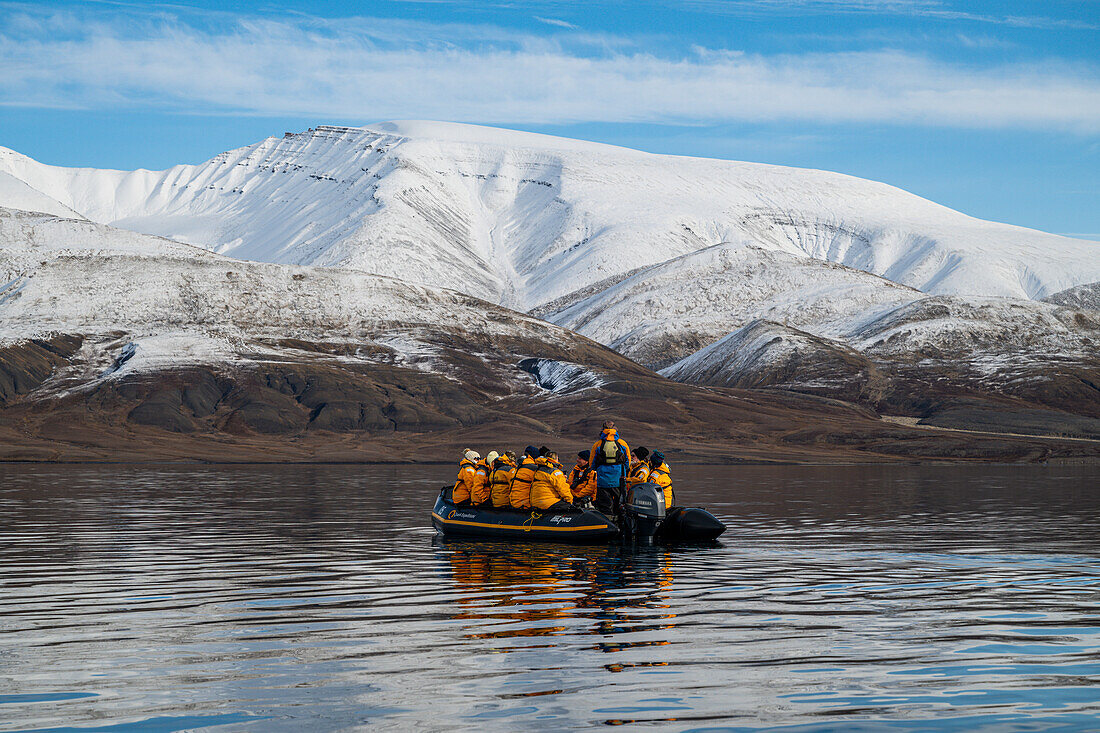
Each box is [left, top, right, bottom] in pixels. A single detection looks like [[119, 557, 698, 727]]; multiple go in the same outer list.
[[1, 0, 1098, 237]]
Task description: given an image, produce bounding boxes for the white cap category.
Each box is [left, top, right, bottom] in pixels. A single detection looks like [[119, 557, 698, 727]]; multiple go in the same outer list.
[[464, 450, 480, 462], [485, 450, 500, 465]]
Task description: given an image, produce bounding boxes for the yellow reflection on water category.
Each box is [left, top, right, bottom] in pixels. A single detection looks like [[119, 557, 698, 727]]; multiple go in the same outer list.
[[440, 541, 676, 649]]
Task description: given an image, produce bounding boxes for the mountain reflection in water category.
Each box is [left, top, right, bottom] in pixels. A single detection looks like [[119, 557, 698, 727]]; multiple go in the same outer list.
[[0, 463, 1098, 731]]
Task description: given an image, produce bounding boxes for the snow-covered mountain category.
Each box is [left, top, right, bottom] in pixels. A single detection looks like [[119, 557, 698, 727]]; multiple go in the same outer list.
[[0, 206, 639, 391], [1, 121, 1097, 313], [1044, 282, 1100, 312], [0, 206, 667, 450], [10, 206, 1012, 462], [1, 122, 1097, 448], [539, 242, 923, 369], [661, 295, 1100, 432], [661, 320, 876, 397], [528, 237, 1098, 430]]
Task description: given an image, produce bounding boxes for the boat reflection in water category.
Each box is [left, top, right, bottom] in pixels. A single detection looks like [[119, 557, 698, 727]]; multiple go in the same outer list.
[[439, 539, 676, 678]]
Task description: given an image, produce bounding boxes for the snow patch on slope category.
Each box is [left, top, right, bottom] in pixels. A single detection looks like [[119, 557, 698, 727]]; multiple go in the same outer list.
[[519, 357, 604, 393], [98, 333, 243, 379]]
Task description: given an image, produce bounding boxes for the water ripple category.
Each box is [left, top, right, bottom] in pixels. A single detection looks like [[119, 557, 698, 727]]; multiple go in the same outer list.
[[0, 463, 1097, 731]]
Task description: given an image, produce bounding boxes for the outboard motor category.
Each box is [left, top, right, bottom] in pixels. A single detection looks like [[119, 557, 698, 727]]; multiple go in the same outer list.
[[622, 483, 666, 544]]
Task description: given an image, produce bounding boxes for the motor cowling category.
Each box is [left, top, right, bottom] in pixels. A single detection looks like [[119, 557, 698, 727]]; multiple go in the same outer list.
[[622, 483, 666, 543], [625, 483, 666, 519]]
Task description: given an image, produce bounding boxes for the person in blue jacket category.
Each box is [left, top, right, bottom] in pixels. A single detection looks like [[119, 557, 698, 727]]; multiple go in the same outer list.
[[587, 420, 632, 514]]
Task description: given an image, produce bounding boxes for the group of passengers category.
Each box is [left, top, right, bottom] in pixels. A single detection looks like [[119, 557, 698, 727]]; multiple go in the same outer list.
[[452, 421, 673, 515]]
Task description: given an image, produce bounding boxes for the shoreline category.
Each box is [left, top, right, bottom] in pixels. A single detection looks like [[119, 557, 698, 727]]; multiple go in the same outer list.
[[4, 456, 1098, 467]]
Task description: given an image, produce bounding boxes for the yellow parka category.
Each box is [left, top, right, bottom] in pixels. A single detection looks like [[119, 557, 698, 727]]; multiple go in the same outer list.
[[509, 455, 538, 509], [453, 458, 479, 504], [531, 457, 573, 510], [471, 459, 492, 505], [489, 458, 517, 508], [649, 461, 673, 510]]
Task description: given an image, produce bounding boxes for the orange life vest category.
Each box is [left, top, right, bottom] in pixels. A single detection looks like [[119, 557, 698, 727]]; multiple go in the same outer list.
[[569, 461, 596, 499]]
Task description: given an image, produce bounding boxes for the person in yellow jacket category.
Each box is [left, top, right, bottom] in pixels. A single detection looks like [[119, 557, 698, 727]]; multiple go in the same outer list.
[[568, 450, 597, 505], [509, 445, 541, 510], [471, 451, 497, 507], [627, 446, 651, 487], [530, 452, 576, 512], [452, 449, 480, 505], [648, 451, 674, 510], [489, 451, 517, 509]]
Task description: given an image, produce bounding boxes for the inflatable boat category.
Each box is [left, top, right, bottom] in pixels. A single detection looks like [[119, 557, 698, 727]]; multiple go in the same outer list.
[[431, 482, 725, 545], [430, 500, 618, 542]]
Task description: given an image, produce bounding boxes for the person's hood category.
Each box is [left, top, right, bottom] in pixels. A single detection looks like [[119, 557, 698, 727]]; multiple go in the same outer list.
[[600, 428, 618, 440]]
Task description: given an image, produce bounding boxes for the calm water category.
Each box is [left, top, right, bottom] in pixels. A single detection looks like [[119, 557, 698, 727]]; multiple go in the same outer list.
[[1, 463, 1098, 732]]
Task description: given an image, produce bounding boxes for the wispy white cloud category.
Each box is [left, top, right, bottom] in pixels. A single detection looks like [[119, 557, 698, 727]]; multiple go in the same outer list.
[[953, 33, 1016, 50], [0, 8, 1097, 132], [381, 0, 1099, 31], [600, 1, 1100, 30], [533, 15, 578, 30]]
